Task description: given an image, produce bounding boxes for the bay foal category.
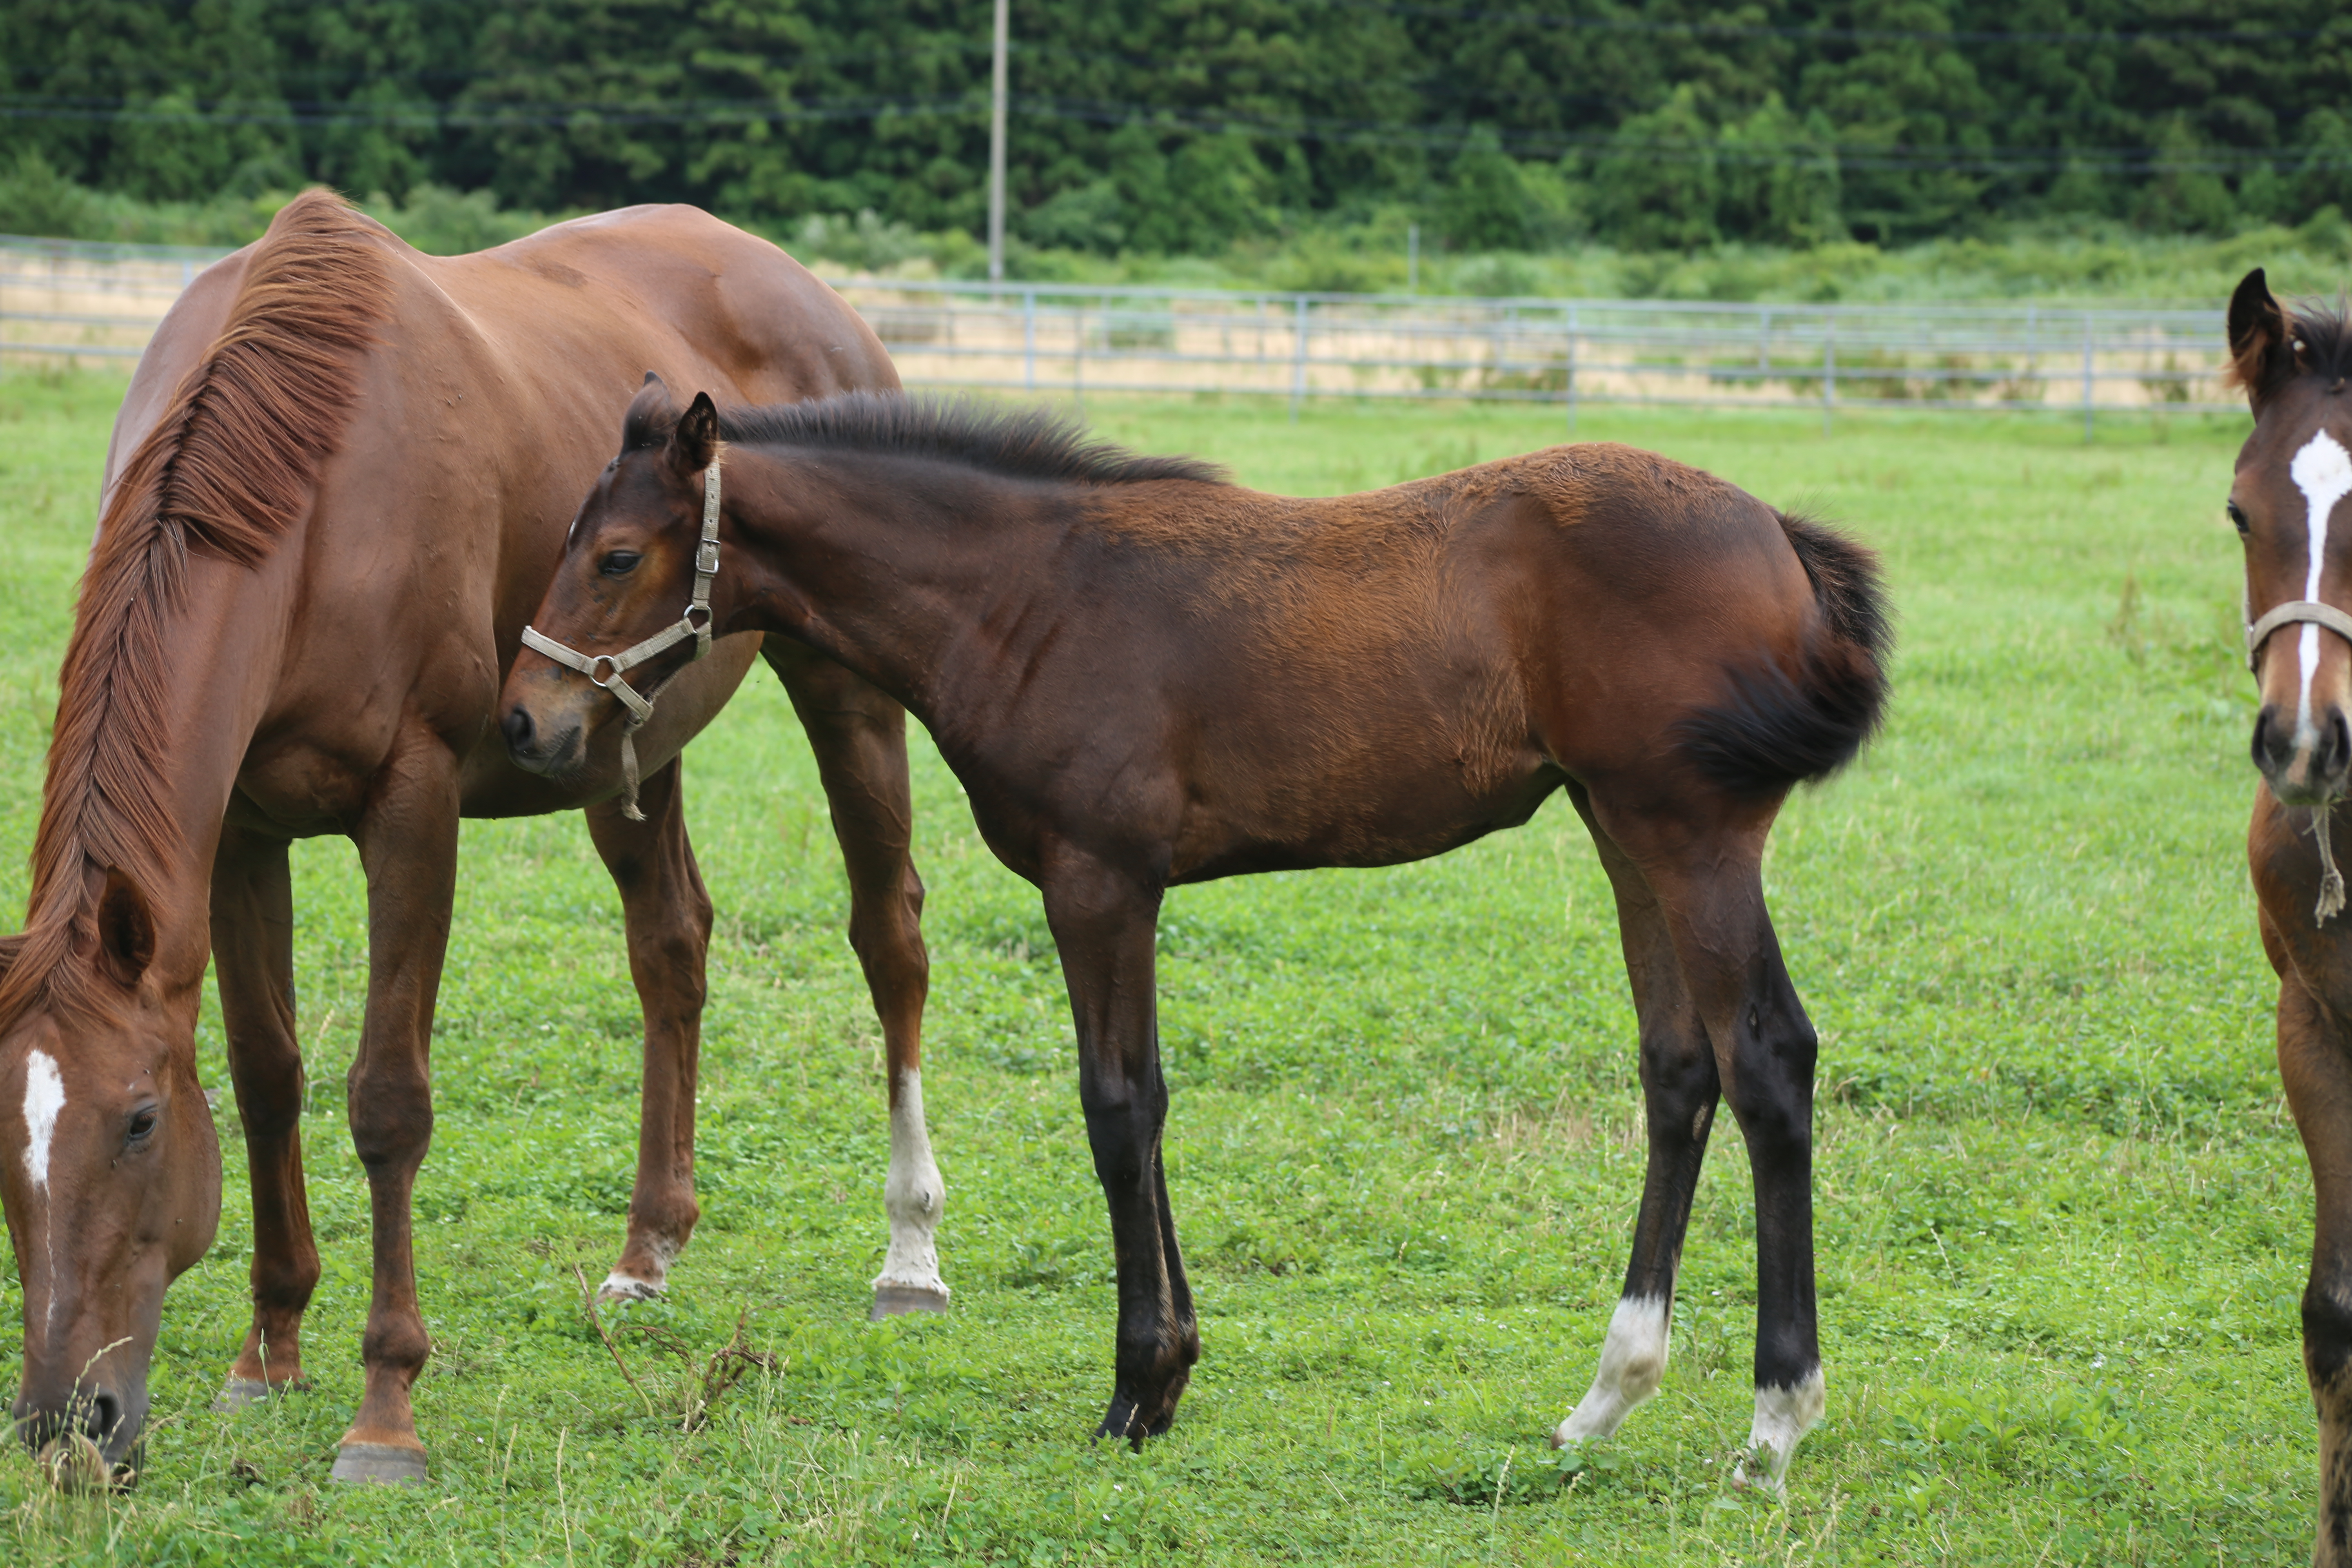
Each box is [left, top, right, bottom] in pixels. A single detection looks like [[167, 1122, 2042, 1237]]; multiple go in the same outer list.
[[502, 386, 1889, 1486], [2229, 268, 2352, 1565]]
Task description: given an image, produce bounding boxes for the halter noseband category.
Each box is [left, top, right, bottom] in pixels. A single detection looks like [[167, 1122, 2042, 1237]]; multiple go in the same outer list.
[[519, 459, 722, 821], [2245, 599, 2352, 673]]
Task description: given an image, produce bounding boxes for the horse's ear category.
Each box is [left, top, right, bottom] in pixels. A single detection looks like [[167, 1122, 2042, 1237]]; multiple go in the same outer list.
[[95, 869, 155, 989], [622, 375, 676, 451], [671, 392, 721, 473], [2227, 268, 2290, 404]]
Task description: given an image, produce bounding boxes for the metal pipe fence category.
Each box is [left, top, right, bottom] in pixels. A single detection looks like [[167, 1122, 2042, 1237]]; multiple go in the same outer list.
[[0, 234, 2239, 431]]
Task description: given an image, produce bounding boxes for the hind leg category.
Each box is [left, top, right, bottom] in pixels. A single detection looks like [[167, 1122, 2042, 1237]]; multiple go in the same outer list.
[[1589, 790, 1823, 1491], [766, 639, 944, 1316], [1553, 787, 1720, 1448], [586, 758, 712, 1299]]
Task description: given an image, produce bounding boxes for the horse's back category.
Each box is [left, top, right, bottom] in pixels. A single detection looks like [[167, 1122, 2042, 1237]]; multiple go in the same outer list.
[[419, 204, 896, 404]]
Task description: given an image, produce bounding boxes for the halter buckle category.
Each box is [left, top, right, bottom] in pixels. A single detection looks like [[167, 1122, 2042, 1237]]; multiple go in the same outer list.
[[696, 539, 721, 576]]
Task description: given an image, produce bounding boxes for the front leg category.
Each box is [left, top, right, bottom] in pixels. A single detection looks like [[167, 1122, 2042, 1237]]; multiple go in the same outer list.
[[2274, 953, 2352, 1567], [584, 758, 711, 1299], [330, 730, 460, 1486], [209, 826, 319, 1406], [1041, 850, 1197, 1444], [766, 639, 944, 1317]]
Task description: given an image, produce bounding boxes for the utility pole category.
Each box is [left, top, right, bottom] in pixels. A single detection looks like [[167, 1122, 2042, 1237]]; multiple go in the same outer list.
[[987, 0, 1009, 284]]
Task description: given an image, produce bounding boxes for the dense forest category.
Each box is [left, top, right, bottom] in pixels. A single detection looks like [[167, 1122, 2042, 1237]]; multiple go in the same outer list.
[[3, 1, 2350, 256]]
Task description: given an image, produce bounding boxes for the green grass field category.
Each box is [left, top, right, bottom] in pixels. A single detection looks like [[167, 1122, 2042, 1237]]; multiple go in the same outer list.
[[0, 370, 2314, 1564]]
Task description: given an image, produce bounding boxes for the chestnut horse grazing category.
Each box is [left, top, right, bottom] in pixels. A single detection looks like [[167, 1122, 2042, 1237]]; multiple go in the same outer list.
[[0, 192, 947, 1488], [2229, 268, 2352, 1566], [502, 385, 1890, 1485]]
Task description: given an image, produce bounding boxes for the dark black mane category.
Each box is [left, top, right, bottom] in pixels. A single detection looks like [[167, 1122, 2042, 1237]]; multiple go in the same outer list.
[[718, 391, 1229, 488], [2287, 301, 2352, 386]]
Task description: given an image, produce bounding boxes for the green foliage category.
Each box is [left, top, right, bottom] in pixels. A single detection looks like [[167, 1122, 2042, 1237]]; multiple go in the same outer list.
[[0, 371, 2323, 1562], [9, 2, 2352, 260]]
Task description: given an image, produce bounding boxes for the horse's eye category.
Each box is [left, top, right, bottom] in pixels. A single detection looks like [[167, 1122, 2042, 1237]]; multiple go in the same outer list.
[[599, 551, 641, 578], [126, 1107, 157, 1143], [2227, 500, 2250, 536]]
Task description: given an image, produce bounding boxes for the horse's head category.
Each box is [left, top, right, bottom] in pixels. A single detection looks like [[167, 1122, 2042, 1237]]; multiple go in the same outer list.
[[0, 873, 221, 1485], [2230, 269, 2352, 806], [501, 376, 724, 781]]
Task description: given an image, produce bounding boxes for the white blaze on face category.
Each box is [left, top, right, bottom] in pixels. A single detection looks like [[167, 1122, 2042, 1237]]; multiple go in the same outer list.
[[1552, 1294, 1669, 1448], [872, 1067, 949, 1302], [2292, 431, 2352, 742], [22, 1049, 64, 1194]]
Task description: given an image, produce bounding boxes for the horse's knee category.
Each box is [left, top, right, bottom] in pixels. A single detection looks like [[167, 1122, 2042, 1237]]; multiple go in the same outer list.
[[344, 1066, 432, 1172], [2307, 1281, 2352, 1401]]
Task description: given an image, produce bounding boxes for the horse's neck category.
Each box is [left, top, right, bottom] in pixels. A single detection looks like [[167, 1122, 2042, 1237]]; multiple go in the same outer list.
[[739, 456, 1051, 710], [36, 547, 297, 983]]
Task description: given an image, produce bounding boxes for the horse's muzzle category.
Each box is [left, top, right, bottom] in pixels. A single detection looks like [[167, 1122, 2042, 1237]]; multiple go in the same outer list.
[[501, 702, 579, 777], [13, 1383, 144, 1486], [2255, 701, 2352, 805]]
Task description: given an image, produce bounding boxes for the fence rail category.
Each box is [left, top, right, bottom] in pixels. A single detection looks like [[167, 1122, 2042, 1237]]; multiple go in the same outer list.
[[0, 234, 2238, 432]]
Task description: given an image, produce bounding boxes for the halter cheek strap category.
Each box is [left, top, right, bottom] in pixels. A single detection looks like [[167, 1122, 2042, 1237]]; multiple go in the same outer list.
[[519, 459, 723, 821]]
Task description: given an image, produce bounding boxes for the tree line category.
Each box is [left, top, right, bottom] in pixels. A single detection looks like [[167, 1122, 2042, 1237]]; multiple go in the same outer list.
[[5, 1, 2350, 255]]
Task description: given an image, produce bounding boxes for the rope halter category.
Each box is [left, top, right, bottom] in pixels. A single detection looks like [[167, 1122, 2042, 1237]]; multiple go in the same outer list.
[[519, 459, 722, 821], [2245, 597, 2352, 925]]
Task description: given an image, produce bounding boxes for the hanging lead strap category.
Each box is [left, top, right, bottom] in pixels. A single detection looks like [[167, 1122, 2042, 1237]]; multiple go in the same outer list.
[[2317, 806, 2347, 928], [520, 459, 723, 821]]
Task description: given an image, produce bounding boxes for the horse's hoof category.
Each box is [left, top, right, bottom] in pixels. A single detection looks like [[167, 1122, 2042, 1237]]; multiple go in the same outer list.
[[597, 1270, 665, 1304], [869, 1283, 950, 1320], [330, 1442, 429, 1486], [212, 1376, 304, 1412]]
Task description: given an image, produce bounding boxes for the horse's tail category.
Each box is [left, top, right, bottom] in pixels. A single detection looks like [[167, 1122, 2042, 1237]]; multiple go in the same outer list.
[[1677, 511, 1892, 800]]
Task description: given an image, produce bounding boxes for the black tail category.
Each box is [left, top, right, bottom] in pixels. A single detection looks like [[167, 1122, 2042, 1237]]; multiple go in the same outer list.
[[1678, 512, 1892, 800]]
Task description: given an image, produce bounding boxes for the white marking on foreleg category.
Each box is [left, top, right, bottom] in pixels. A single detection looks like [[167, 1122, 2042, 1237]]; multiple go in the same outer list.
[[599, 1234, 679, 1303], [1552, 1295, 1669, 1448], [2291, 432, 2352, 755], [1733, 1368, 1827, 1495], [872, 1068, 948, 1304]]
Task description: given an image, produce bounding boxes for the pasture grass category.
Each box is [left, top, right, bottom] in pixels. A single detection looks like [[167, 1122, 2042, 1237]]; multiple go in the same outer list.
[[0, 366, 2313, 1564]]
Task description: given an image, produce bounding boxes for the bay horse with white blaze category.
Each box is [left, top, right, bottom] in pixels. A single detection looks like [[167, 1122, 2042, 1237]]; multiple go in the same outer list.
[[0, 192, 949, 1488], [501, 385, 1890, 1484], [2228, 267, 2352, 1565]]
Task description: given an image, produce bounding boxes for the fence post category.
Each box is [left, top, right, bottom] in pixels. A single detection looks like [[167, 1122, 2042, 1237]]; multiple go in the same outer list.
[[1290, 295, 1309, 422], [1566, 304, 1579, 439], [1074, 300, 1085, 418], [2081, 312, 2094, 443], [1822, 313, 1836, 436], [1022, 289, 1036, 392]]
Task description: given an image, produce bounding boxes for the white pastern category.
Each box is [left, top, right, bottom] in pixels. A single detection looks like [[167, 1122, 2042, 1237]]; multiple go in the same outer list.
[[1552, 1294, 1670, 1448], [598, 1234, 679, 1302], [1733, 1368, 1827, 1495], [22, 1049, 63, 1192], [872, 1069, 949, 1301], [2292, 432, 2352, 744]]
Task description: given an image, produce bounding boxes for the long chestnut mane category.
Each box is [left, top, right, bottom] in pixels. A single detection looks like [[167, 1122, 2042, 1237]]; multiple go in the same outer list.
[[0, 189, 393, 1031]]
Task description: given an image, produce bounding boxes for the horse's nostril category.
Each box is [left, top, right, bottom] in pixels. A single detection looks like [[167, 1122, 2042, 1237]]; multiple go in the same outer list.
[[2328, 711, 2351, 776], [2256, 706, 2285, 771], [86, 1391, 120, 1440], [502, 706, 535, 753]]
